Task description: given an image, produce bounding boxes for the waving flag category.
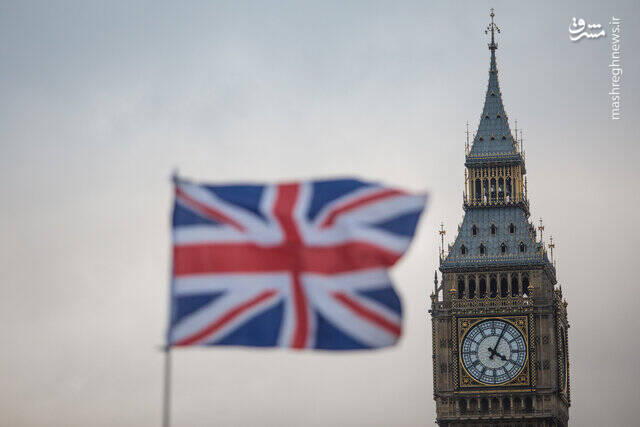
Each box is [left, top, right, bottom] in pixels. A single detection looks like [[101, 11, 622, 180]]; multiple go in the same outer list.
[[168, 177, 427, 350]]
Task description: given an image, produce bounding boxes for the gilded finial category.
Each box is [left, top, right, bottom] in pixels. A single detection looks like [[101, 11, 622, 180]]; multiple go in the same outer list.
[[485, 8, 500, 50]]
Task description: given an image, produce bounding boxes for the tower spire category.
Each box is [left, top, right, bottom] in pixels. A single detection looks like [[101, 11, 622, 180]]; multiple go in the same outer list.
[[468, 8, 518, 158], [485, 8, 500, 50]]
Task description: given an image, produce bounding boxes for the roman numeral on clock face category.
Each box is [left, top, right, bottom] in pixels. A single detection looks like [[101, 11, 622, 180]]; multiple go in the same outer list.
[[460, 319, 527, 385]]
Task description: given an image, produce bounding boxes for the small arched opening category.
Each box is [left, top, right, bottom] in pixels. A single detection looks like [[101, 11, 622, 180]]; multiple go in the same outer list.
[[490, 275, 498, 298], [522, 273, 530, 297], [483, 179, 489, 202], [479, 277, 487, 298], [524, 396, 533, 412], [468, 278, 476, 299], [512, 274, 520, 296], [502, 397, 511, 412], [480, 398, 489, 412], [457, 277, 465, 299], [500, 275, 509, 297], [490, 178, 497, 201]]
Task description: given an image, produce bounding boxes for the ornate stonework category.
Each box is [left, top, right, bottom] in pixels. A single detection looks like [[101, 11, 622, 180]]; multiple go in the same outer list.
[[429, 10, 570, 427]]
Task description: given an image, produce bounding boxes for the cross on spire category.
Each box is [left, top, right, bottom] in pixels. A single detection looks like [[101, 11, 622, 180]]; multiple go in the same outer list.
[[485, 8, 500, 50]]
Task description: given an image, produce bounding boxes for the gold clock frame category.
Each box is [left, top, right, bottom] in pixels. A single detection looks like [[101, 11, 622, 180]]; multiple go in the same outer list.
[[457, 315, 531, 389]]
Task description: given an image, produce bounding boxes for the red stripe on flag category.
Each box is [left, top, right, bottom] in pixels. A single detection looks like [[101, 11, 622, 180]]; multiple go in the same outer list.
[[290, 272, 308, 349], [320, 189, 405, 228], [332, 292, 401, 337], [174, 289, 278, 346], [273, 183, 308, 349], [273, 183, 302, 242], [176, 187, 246, 232], [173, 242, 401, 276]]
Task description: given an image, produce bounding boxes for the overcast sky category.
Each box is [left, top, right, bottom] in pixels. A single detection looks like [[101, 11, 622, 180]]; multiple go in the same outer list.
[[1, 1, 639, 426]]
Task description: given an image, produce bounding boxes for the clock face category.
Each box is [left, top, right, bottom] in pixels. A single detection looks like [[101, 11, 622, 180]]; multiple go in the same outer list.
[[461, 319, 527, 385]]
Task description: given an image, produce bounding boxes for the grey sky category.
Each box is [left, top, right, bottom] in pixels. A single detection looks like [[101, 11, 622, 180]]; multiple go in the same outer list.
[[1, 1, 639, 426]]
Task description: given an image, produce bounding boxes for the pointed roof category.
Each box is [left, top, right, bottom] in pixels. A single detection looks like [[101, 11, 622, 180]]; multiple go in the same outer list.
[[441, 206, 553, 274], [441, 10, 554, 276], [467, 13, 523, 165]]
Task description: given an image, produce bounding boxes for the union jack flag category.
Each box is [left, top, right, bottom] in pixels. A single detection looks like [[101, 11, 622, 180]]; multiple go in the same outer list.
[[169, 177, 427, 350]]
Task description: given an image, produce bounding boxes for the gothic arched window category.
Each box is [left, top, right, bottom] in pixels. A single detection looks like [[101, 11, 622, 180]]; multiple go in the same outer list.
[[512, 274, 520, 296], [479, 277, 487, 298], [472, 225, 478, 236], [524, 396, 533, 412], [522, 273, 530, 297], [479, 244, 486, 256], [468, 278, 476, 299], [506, 177, 512, 199], [483, 179, 489, 202], [500, 275, 509, 297], [460, 245, 467, 255], [509, 223, 516, 233], [490, 178, 497, 201], [501, 242, 507, 254], [491, 224, 497, 235], [490, 275, 498, 298], [519, 241, 527, 253], [457, 277, 465, 299]]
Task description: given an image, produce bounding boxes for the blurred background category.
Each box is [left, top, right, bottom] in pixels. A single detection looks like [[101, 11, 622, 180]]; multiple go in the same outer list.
[[1, 1, 638, 425]]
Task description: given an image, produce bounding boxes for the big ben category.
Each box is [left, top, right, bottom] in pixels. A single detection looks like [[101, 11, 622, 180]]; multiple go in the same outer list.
[[430, 10, 570, 426]]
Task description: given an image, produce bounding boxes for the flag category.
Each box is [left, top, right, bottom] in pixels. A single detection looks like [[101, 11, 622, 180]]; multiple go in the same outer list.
[[168, 177, 427, 350]]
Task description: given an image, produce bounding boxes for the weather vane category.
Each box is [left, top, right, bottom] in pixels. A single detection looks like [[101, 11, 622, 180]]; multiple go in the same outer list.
[[485, 8, 501, 50]]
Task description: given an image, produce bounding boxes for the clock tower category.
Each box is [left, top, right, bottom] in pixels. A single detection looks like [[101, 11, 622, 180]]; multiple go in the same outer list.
[[430, 11, 570, 426]]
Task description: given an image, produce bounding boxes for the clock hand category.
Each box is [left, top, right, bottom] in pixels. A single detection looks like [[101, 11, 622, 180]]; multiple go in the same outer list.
[[487, 347, 508, 361], [489, 326, 507, 360]]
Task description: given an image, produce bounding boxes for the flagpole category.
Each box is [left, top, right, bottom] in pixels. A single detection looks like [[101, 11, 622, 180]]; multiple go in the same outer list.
[[163, 170, 179, 427], [162, 346, 172, 427]]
